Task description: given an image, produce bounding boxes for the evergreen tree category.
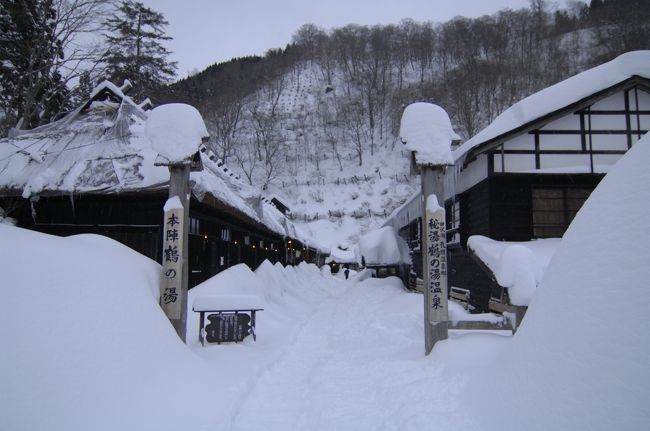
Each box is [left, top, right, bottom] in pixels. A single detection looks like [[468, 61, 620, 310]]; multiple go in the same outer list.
[[103, 0, 177, 101], [0, 0, 108, 135], [0, 0, 67, 132]]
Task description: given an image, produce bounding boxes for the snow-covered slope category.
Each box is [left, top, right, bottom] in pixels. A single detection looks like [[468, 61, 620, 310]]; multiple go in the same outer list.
[[218, 61, 419, 249]]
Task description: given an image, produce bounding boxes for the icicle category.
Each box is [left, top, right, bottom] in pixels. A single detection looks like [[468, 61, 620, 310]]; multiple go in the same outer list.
[[29, 195, 40, 222], [69, 193, 76, 217]]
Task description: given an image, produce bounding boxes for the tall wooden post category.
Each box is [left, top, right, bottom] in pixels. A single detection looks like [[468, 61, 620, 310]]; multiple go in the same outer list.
[[421, 166, 449, 354], [161, 163, 190, 342]]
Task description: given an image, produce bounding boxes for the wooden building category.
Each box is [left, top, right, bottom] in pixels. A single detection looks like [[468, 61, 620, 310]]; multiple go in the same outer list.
[[0, 81, 327, 287], [268, 194, 290, 216], [386, 51, 650, 310]]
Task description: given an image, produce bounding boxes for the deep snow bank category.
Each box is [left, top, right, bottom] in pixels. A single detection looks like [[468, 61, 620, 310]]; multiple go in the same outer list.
[[0, 226, 218, 431], [467, 136, 650, 429]]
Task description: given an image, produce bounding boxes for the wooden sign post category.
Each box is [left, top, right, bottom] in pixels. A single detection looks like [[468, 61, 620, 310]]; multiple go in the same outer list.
[[422, 167, 449, 355], [146, 103, 209, 344], [161, 163, 191, 342], [399, 102, 458, 355]]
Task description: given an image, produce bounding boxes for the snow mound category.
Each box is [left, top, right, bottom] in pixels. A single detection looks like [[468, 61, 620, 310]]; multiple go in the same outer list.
[[193, 293, 263, 311], [326, 245, 357, 264], [399, 102, 460, 166], [468, 134, 650, 429], [358, 226, 402, 265], [495, 245, 542, 306], [0, 225, 218, 431], [468, 235, 560, 305], [145, 103, 209, 162]]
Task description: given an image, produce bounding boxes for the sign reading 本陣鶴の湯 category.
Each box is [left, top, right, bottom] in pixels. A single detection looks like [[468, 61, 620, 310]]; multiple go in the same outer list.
[[161, 201, 184, 319]]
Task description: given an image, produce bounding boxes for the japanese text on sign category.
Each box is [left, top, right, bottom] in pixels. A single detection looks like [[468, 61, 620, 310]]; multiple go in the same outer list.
[[161, 201, 184, 319], [426, 206, 448, 316]]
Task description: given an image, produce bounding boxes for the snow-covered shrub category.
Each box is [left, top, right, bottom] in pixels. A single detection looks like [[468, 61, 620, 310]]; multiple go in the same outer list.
[[309, 188, 324, 203]]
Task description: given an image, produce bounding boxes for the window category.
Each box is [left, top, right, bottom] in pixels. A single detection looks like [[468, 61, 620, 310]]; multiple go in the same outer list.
[[532, 187, 592, 237], [220, 228, 230, 241], [446, 197, 460, 244]]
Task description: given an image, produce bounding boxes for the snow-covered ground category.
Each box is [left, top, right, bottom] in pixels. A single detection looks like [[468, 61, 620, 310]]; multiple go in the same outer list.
[[2, 224, 492, 431], [3, 134, 650, 430]]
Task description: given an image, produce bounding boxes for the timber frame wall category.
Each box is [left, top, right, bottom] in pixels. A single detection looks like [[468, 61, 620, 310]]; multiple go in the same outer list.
[[463, 79, 650, 180], [446, 79, 650, 311]]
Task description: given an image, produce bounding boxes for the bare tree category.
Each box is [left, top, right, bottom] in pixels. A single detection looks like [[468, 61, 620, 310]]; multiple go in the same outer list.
[[339, 98, 368, 166], [233, 138, 258, 186], [206, 98, 243, 164], [248, 97, 284, 189]]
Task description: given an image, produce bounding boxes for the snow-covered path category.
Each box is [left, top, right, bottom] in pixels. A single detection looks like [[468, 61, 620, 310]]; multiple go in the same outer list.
[[230, 277, 473, 431]]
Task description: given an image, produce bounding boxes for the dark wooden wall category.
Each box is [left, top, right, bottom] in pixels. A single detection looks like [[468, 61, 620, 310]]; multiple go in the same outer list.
[[448, 247, 499, 312], [459, 179, 490, 246], [487, 173, 603, 242], [448, 172, 605, 311], [458, 173, 604, 246], [9, 194, 166, 261], [5, 193, 320, 288]]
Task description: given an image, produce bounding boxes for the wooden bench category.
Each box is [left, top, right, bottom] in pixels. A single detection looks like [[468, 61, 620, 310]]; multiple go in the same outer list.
[[449, 286, 472, 311], [193, 294, 264, 346]]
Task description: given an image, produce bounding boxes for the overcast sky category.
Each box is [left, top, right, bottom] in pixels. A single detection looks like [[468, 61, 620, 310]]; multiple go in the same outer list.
[[140, 0, 551, 78]]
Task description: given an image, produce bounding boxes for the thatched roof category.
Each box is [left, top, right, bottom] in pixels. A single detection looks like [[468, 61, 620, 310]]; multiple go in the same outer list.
[[0, 81, 324, 250]]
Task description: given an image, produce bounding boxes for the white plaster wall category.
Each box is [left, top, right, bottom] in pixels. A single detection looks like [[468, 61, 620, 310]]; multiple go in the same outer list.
[[503, 133, 534, 150], [503, 154, 536, 172], [539, 134, 583, 151], [588, 113, 627, 130], [592, 153, 624, 169], [539, 153, 591, 170], [591, 92, 625, 110], [456, 153, 487, 194], [492, 153, 503, 173], [631, 88, 650, 110], [589, 134, 628, 151], [540, 114, 581, 131]]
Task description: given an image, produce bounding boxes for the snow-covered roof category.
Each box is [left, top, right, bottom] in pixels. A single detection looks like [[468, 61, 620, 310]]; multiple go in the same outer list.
[[454, 50, 650, 162], [266, 193, 291, 212], [467, 236, 561, 306], [399, 102, 460, 166], [0, 81, 316, 243], [325, 246, 356, 264], [358, 226, 402, 266]]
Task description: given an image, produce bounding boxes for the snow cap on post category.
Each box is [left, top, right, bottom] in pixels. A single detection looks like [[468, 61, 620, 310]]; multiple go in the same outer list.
[[145, 103, 209, 164], [399, 102, 460, 168]]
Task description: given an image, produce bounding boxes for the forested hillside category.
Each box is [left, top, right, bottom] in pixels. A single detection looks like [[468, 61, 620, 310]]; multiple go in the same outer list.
[[157, 0, 650, 247]]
